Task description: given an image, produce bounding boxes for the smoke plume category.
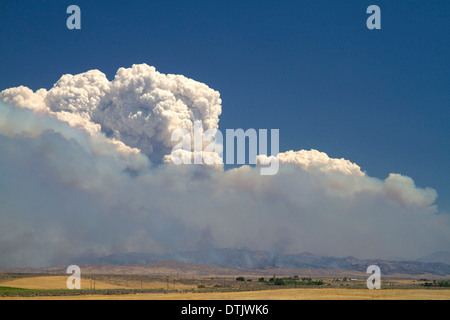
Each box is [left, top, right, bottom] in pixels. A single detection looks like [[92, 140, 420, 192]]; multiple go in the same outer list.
[[0, 64, 448, 267]]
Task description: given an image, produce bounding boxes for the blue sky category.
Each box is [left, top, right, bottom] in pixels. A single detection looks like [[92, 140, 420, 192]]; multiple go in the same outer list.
[[1, 0, 449, 211]]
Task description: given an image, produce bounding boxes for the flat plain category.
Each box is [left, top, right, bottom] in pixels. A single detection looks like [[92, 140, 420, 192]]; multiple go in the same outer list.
[[0, 270, 449, 300], [2, 287, 449, 300]]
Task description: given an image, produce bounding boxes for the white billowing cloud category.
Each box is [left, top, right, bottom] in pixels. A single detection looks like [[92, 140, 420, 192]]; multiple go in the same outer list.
[[0, 63, 448, 268], [1, 63, 222, 163], [53, 111, 101, 135], [276, 149, 364, 176], [0, 102, 149, 174], [90, 64, 222, 162], [0, 85, 48, 113], [258, 150, 381, 198], [45, 70, 110, 114], [384, 173, 437, 207], [163, 149, 224, 167]]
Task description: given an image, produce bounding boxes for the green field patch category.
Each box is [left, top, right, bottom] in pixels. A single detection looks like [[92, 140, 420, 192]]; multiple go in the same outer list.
[[0, 286, 76, 297], [0, 286, 173, 297], [0, 286, 30, 291]]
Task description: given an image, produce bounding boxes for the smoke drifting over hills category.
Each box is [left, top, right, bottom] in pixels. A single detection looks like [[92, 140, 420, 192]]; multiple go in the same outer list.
[[0, 64, 448, 268]]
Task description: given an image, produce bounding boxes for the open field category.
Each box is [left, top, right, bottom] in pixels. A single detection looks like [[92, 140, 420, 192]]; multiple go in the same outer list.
[[0, 273, 449, 300], [0, 275, 196, 290], [3, 288, 449, 300]]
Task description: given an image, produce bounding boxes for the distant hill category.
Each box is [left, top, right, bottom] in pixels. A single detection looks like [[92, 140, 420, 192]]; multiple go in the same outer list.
[[416, 251, 450, 265], [73, 248, 450, 276]]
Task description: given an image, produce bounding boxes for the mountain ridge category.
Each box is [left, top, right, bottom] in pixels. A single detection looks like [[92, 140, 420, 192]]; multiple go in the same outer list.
[[72, 248, 450, 276], [416, 251, 450, 265]]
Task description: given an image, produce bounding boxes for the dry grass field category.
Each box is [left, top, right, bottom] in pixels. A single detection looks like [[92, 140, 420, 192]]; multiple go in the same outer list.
[[2, 287, 450, 300], [0, 276, 125, 290], [104, 288, 443, 300], [0, 273, 449, 300], [0, 275, 196, 290]]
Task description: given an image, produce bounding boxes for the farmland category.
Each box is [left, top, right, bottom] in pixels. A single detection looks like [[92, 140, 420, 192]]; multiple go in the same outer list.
[[1, 272, 449, 300]]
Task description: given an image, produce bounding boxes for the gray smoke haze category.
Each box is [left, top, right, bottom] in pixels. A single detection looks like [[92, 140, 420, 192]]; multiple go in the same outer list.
[[0, 64, 448, 268]]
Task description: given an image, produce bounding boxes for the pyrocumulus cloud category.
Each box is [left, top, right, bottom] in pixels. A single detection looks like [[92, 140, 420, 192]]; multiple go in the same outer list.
[[0, 63, 448, 267]]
